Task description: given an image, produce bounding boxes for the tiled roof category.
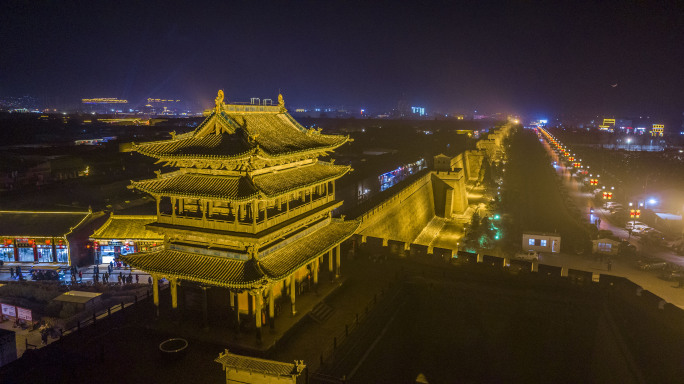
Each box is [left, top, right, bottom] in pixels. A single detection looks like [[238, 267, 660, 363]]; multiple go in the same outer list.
[[90, 215, 162, 240], [131, 162, 349, 200], [232, 113, 347, 156], [259, 220, 359, 278], [120, 219, 359, 287], [0, 211, 91, 237], [119, 250, 265, 289], [253, 162, 350, 196], [215, 351, 299, 377], [135, 131, 251, 160], [133, 110, 348, 161], [131, 174, 259, 201]]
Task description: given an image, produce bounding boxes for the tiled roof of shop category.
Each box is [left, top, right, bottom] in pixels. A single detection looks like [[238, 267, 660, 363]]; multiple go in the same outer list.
[[0, 211, 91, 237], [90, 215, 162, 240]]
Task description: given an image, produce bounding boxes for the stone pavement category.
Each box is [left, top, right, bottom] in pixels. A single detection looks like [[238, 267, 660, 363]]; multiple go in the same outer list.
[[540, 251, 684, 308], [0, 262, 152, 360]]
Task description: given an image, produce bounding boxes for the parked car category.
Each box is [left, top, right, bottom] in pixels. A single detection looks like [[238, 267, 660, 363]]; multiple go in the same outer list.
[[659, 268, 683, 282], [636, 258, 668, 271], [619, 240, 637, 255], [29, 266, 64, 281], [514, 251, 540, 261]]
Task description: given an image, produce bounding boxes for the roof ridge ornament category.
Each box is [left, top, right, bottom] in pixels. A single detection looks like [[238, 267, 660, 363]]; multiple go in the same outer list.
[[215, 90, 225, 114], [278, 93, 287, 113]]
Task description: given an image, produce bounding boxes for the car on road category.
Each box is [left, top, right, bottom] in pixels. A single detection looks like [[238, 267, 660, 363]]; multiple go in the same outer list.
[[514, 251, 540, 261], [625, 221, 646, 230], [619, 240, 637, 255], [631, 226, 651, 235]]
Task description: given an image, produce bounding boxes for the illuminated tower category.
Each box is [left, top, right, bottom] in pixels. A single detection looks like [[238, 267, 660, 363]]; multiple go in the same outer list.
[[120, 91, 358, 341]]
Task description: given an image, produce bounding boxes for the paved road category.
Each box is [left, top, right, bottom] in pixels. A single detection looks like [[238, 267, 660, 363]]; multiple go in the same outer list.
[[541, 136, 684, 268], [537, 132, 684, 308]]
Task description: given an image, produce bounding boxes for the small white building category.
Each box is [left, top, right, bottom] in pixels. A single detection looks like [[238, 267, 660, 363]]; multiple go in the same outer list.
[[522, 232, 561, 253]]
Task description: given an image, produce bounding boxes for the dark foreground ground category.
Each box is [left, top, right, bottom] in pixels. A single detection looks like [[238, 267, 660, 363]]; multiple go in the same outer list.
[[2, 250, 683, 384]]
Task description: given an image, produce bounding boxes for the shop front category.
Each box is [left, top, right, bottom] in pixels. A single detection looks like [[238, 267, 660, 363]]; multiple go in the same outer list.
[[0, 210, 104, 267], [5, 238, 69, 263], [90, 214, 163, 264], [96, 240, 141, 264]]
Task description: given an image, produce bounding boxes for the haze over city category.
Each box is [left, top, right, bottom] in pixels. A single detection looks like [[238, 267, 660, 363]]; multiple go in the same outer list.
[[1, 0, 683, 119], [0, 1, 683, 383]]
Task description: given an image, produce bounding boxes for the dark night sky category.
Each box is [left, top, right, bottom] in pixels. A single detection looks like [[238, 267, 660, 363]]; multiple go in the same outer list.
[[1, 0, 683, 118]]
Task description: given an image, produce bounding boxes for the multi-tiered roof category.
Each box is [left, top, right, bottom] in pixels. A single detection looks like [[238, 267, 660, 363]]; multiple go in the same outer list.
[[120, 91, 358, 289]]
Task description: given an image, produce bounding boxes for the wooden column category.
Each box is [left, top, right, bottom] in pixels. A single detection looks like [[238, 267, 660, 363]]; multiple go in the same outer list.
[[155, 197, 160, 216], [335, 244, 341, 278], [172, 197, 177, 218], [290, 276, 296, 316], [252, 201, 257, 229], [170, 278, 178, 310], [328, 249, 333, 273], [313, 258, 319, 285], [201, 199, 207, 224], [233, 291, 240, 333], [201, 286, 209, 329], [152, 275, 159, 316], [268, 286, 275, 329], [254, 292, 262, 342]]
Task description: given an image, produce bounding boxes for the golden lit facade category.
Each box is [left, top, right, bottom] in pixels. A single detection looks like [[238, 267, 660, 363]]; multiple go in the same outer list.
[[120, 91, 358, 340], [651, 124, 664, 137]]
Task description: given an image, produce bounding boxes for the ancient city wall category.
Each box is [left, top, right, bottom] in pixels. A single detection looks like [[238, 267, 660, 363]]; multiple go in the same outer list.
[[357, 171, 435, 243]]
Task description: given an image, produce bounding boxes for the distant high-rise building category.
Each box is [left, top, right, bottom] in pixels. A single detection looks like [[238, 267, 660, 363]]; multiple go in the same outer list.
[[650, 124, 664, 137], [411, 106, 426, 116]]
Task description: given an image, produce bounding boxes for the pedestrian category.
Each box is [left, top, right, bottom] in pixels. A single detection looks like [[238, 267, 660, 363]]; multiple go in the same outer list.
[[78, 270, 82, 282], [41, 330, 48, 345], [127, 273, 132, 284], [117, 275, 122, 285], [109, 260, 113, 270], [148, 276, 152, 285], [9, 267, 14, 279], [135, 274, 139, 284]]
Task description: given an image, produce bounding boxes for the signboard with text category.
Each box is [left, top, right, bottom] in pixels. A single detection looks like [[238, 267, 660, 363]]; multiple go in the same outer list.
[[17, 307, 32, 322], [1, 303, 16, 318]]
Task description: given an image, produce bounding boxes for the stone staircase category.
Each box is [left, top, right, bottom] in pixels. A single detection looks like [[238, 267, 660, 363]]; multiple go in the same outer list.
[[309, 301, 335, 324]]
